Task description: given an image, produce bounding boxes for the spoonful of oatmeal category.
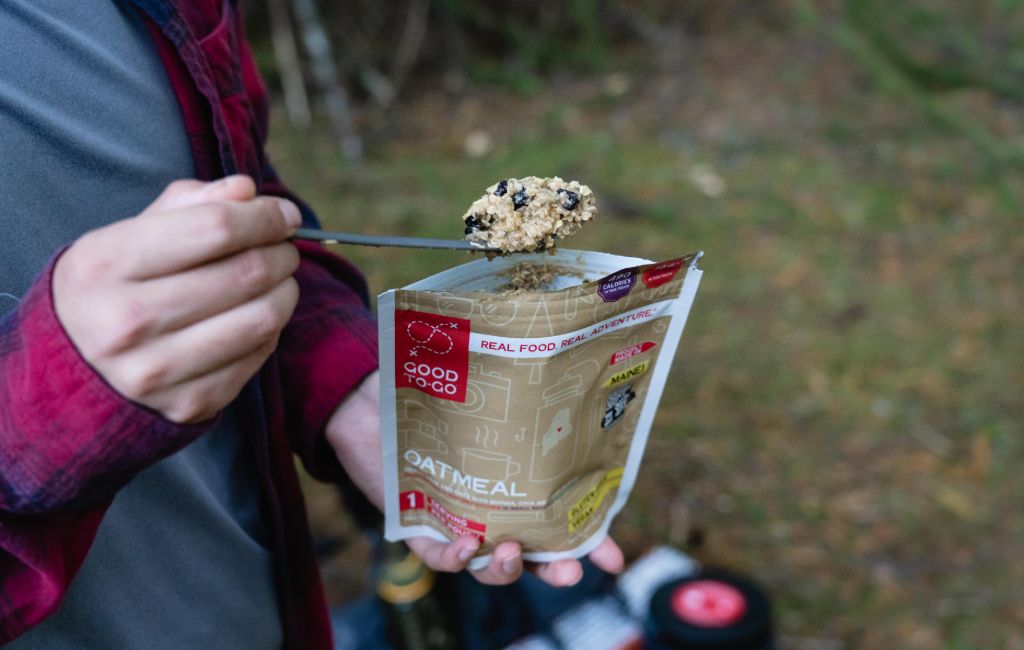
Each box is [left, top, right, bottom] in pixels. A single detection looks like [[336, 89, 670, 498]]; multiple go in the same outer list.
[[462, 176, 596, 253]]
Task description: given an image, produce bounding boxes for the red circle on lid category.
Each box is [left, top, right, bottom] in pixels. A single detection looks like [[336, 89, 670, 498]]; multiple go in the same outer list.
[[670, 580, 747, 627]]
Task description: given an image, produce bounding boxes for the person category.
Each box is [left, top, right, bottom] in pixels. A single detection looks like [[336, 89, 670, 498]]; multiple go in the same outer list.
[[0, 1, 624, 647]]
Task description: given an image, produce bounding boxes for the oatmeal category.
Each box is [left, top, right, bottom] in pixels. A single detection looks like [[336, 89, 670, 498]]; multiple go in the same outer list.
[[504, 261, 556, 291], [463, 176, 596, 253]]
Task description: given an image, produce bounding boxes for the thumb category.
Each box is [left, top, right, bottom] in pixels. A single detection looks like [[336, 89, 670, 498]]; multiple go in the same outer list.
[[141, 175, 257, 216]]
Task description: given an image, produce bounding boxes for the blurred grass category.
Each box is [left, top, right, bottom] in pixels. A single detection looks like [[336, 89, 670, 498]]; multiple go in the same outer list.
[[269, 9, 1024, 649]]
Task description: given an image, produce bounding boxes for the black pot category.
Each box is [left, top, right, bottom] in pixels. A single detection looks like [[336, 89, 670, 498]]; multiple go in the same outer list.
[[645, 568, 773, 650]]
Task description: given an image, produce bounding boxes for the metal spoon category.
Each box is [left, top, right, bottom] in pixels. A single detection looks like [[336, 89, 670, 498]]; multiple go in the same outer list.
[[293, 227, 500, 252]]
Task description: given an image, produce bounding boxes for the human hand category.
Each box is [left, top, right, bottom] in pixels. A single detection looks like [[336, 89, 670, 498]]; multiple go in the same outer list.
[[53, 176, 301, 423], [325, 371, 626, 587], [405, 533, 625, 588]]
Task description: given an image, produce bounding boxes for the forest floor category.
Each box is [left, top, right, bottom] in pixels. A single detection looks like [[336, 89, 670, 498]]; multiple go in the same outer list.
[[268, 16, 1024, 650]]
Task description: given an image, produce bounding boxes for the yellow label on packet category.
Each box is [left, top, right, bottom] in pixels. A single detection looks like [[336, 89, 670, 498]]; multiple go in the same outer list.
[[604, 361, 649, 388], [567, 468, 624, 533]]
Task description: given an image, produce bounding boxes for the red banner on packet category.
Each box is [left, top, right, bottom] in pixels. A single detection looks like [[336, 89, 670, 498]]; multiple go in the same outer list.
[[611, 341, 658, 365], [394, 309, 470, 402], [400, 490, 486, 542], [642, 258, 685, 288]]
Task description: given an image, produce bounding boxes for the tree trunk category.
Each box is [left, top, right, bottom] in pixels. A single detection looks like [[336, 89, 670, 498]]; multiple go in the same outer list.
[[291, 0, 363, 162], [267, 0, 311, 128]]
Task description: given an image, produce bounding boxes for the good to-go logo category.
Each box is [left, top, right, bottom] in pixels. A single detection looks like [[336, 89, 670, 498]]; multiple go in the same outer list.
[[395, 309, 470, 402], [405, 319, 455, 356]]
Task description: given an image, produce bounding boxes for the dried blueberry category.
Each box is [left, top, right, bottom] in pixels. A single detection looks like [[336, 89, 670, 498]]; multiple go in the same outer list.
[[558, 188, 580, 211], [464, 214, 489, 233], [494, 179, 509, 197], [512, 187, 529, 209]]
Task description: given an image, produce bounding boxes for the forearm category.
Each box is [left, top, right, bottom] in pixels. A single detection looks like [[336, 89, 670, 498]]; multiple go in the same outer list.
[[323, 371, 383, 509], [0, 257, 212, 514]]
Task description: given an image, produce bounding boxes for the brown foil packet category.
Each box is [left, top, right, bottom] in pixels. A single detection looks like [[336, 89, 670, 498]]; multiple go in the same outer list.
[[379, 250, 704, 569]]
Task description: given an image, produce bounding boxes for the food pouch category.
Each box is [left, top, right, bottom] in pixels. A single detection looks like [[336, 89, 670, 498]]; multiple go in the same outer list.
[[379, 249, 703, 569]]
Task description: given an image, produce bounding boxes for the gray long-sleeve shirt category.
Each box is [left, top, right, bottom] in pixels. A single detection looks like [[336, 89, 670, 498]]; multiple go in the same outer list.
[[1, 1, 283, 646]]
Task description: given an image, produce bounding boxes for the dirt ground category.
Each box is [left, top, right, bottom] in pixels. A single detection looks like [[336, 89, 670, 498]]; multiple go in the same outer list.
[[270, 13, 1024, 650]]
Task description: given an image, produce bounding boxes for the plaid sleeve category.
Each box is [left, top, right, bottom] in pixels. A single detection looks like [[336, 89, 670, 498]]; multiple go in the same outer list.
[[262, 181, 380, 482], [237, 13, 378, 483], [0, 254, 213, 514], [0, 508, 107, 643], [0, 255, 215, 641]]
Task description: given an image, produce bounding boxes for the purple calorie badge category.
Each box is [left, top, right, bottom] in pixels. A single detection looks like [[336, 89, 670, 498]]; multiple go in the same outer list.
[[598, 269, 636, 302]]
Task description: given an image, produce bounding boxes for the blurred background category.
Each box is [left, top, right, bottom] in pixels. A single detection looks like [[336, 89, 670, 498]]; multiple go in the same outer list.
[[244, 1, 1024, 647]]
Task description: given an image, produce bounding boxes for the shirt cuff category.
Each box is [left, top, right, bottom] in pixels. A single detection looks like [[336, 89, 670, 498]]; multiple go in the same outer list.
[[0, 251, 214, 514]]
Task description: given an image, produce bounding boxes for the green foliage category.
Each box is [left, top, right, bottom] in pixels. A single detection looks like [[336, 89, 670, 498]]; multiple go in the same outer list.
[[437, 0, 612, 88], [799, 0, 1024, 199], [843, 0, 1024, 102]]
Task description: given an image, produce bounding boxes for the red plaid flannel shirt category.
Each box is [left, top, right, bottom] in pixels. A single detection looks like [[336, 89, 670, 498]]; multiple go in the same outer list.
[[0, 1, 379, 646]]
